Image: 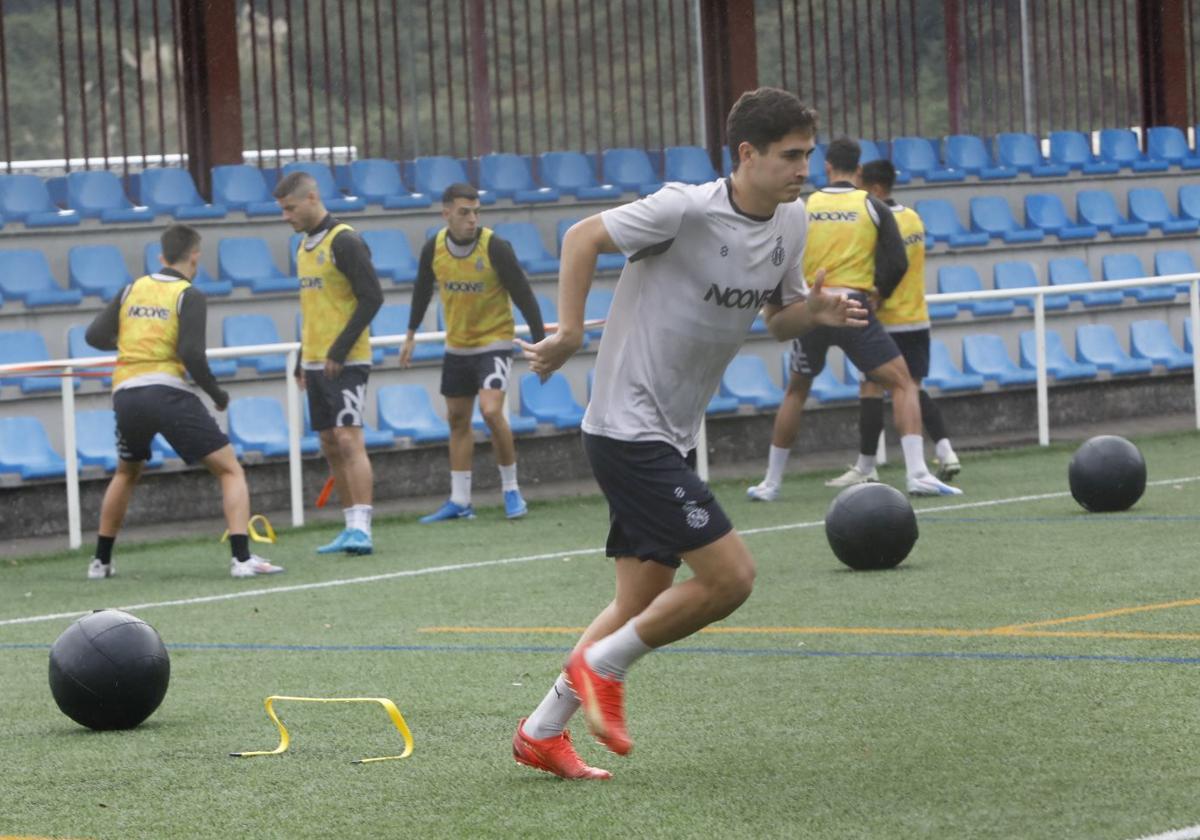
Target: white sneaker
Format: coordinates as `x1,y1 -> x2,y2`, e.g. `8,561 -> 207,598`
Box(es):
907,473 -> 964,497
231,555 -> 285,578
824,465 -> 879,487
935,454 -> 962,482
87,558 -> 114,580
746,482 -> 780,502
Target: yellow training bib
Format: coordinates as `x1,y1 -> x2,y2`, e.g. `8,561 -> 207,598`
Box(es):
432,227 -> 515,351
114,274 -> 188,390
877,205 -> 930,329
802,189 -> 877,292
297,223 -> 371,365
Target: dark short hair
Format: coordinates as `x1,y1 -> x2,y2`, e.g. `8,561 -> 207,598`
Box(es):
272,171 -> 317,200
160,224 -> 201,265
860,159 -> 897,193
825,137 -> 861,175
441,182 -> 479,204
726,87 -> 818,171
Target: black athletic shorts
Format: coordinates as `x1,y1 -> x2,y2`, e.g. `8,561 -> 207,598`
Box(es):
306,365 -> 370,431
889,329 -> 931,381
113,384 -> 229,465
583,432 -> 734,569
441,349 -> 513,398
790,292 -> 901,378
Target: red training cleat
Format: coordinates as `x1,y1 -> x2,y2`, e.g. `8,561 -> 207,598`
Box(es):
512,718 -> 612,780
565,646 -> 633,756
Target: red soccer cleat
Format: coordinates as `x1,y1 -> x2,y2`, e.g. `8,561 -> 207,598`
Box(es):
512,718 -> 612,780
565,646 -> 633,756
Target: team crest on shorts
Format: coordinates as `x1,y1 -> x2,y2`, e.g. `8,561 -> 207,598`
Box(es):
683,501 -> 710,529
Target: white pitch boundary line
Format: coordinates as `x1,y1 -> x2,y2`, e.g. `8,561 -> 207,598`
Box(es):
1126,824 -> 1200,840
2,475 -> 1199,629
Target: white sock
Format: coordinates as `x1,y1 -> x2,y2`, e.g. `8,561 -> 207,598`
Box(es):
935,438 -> 956,463
901,434 -> 931,479
854,453 -> 876,474
351,504 -> 373,537
498,462 -> 518,492
342,507 -> 354,530
584,619 -> 652,681
450,471 -> 472,507
523,673 -> 579,739
763,445 -> 791,488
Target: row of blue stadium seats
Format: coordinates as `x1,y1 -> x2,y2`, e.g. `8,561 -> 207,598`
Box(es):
3,315 -> 1193,482
919,185 -> 1200,248
0,219 -> 623,308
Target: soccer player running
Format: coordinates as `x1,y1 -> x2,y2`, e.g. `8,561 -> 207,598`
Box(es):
401,183 -> 545,522
275,171 -> 383,555
746,137 -> 961,500
511,87 -> 866,780
825,159 -> 961,488
83,224 -> 283,580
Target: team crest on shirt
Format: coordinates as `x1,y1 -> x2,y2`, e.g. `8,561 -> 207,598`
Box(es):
683,501 -> 709,529
475,257 -> 485,271
316,251 -> 327,265
770,236 -> 785,267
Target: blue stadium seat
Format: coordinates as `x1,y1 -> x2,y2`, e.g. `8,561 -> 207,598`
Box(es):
969,196 -> 1044,243
1180,185 -> 1200,223
413,304 -> 447,361
556,219 -> 625,272
491,222 -> 560,275
1129,319 -> 1192,371
75,409 -> 127,472
1101,253 -> 1176,303
664,145 -> 719,185
538,151 -> 621,200
994,133 -> 1069,177
229,397 -> 319,458
143,241 -> 233,297
993,261 -> 1067,312
1155,249 -> 1198,295
1098,129 -> 1170,173
937,266 -> 1013,317
0,174 -> 81,226
858,139 -> 905,181
222,314 -> 287,374
65,170 -> 155,223
706,392 -> 740,415
211,165 -> 282,216
1126,188 -> 1200,235
471,402 -> 538,436
348,159 -> 432,208
584,288 -> 614,341
218,237 -> 299,294
0,250 -> 83,307
303,399 -> 392,450
807,358 -> 859,403
371,304 -> 413,357
926,291 -> 958,322
601,148 -> 664,195
411,156 -> 496,204
1018,330 -> 1098,381
913,199 -> 988,248
361,229 -> 419,283
478,153 -> 560,204
719,354 -> 784,408
138,167 -> 227,219
519,372 -> 585,429
805,144 -> 827,189
1074,324 -> 1153,375
962,334 -> 1036,386
0,417 -> 66,479
944,134 -> 1017,180
67,324 -> 114,386
890,136 -> 965,182
1023,194 -> 1098,240
924,338 -> 985,392
1146,127 -> 1200,170
67,245 -> 132,301
0,329 -> 70,394
1048,257 -> 1122,307
280,161 -> 367,212
1076,190 -> 1150,237
1049,131 -> 1120,174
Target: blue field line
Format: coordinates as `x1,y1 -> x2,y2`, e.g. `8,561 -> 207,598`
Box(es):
5,640 -> 1200,667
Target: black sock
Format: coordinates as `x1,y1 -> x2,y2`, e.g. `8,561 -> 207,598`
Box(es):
229,534 -> 251,562
919,390 -> 949,442
859,398 -> 885,456
95,536 -> 115,564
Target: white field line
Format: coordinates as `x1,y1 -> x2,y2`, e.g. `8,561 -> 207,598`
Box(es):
2,476 -> 1198,629
1127,825 -> 1200,840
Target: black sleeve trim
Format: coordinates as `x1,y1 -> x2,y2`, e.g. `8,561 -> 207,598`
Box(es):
409,238 -> 437,332
490,236 -> 545,343
868,195 -> 908,300
84,293 -> 124,351
177,288 -> 224,402
327,229 -> 384,363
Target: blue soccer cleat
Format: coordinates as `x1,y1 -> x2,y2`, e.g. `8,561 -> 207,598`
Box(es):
504,489 -> 528,519
316,528 -> 353,554
419,499 -> 476,524
340,528 -> 373,555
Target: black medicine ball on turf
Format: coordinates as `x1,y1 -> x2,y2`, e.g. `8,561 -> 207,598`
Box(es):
48,609 -> 170,731
825,482 -> 919,570
1068,435 -> 1146,512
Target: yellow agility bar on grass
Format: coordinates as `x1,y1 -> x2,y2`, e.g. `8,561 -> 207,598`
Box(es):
230,695 -> 414,764
220,514 -> 277,545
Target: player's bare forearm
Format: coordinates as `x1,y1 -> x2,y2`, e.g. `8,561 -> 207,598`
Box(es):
764,289 -> 869,341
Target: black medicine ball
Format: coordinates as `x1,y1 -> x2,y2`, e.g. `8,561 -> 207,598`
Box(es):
1068,435 -> 1146,512
825,482 -> 919,570
48,609 -> 170,731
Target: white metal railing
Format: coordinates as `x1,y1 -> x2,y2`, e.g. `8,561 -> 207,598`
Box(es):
2,275 -> 1199,550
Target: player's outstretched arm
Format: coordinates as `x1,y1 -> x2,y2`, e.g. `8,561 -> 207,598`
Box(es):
517,215 -> 618,379
763,269 -> 869,340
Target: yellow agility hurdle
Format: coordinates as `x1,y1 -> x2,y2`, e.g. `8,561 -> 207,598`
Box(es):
230,695 -> 414,764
